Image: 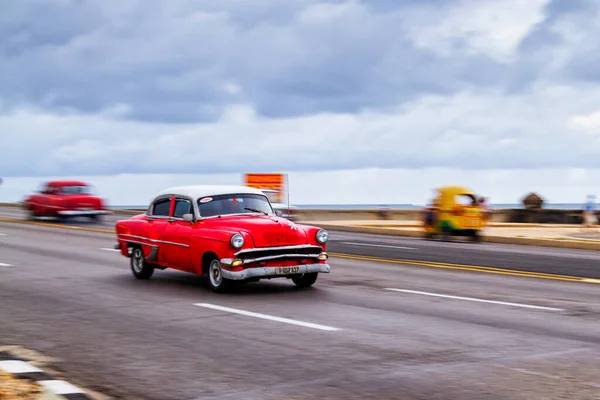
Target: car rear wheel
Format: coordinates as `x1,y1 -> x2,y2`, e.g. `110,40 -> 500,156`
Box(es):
130,246 -> 154,279
207,259 -> 231,293
26,207 -> 36,220
292,272 -> 318,288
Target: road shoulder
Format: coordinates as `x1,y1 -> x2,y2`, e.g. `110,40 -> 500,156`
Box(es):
0,347 -> 101,400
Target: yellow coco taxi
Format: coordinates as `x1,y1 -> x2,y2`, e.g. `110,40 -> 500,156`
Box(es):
422,186 -> 487,242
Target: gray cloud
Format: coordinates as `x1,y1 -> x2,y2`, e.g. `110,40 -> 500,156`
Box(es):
0,0 -> 549,121
2,0 -> 600,178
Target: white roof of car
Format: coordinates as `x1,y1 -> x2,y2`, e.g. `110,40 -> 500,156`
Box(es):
155,185 -> 265,200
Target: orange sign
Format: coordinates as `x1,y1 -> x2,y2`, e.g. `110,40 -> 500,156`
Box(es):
244,173 -> 286,203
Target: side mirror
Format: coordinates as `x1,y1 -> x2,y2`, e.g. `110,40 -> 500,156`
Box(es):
182,213 -> 195,222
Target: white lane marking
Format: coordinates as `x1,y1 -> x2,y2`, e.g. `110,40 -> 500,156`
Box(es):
0,262 -> 13,267
39,380 -> 85,395
0,360 -> 42,374
340,241 -> 417,250
99,248 -> 120,252
0,233 -> 6,236
384,288 -> 564,311
194,303 -> 341,331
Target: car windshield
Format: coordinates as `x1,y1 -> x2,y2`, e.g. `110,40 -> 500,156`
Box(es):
59,185 -> 94,195
455,194 -> 478,206
197,193 -> 274,218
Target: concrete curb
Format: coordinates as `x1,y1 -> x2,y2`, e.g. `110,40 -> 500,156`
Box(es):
0,202 -> 21,208
0,203 -> 144,216
312,223 -> 600,251
0,351 -> 95,400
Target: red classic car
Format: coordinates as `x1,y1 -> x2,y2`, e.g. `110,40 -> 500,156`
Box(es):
22,180 -> 108,221
114,185 -> 330,292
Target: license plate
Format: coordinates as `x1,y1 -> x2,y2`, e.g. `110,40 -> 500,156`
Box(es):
275,266 -> 300,275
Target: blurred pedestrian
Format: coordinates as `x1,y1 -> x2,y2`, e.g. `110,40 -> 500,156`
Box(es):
581,194 -> 597,231
479,196 -> 491,225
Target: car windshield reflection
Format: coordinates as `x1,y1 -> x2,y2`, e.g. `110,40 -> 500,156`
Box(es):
198,194 -> 274,218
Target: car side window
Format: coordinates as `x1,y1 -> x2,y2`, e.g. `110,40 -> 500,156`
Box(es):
152,198 -> 171,216
41,184 -> 55,194
173,199 -> 192,218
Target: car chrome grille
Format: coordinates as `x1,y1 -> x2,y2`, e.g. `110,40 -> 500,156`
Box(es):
234,244 -> 323,263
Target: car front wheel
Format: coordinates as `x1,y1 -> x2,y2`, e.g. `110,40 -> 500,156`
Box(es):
130,246 -> 154,279
89,214 -> 103,223
292,272 -> 318,288
207,259 -> 231,293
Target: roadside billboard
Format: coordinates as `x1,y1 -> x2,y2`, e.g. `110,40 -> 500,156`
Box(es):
244,173 -> 287,203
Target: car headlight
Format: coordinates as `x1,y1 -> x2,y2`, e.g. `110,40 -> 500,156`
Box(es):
316,229 -> 329,244
231,233 -> 244,249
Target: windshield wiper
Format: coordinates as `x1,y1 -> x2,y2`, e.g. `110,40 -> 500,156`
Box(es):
244,207 -> 268,215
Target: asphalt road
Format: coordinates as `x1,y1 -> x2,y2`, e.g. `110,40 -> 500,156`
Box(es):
2,205 -> 600,279
2,214 -> 600,399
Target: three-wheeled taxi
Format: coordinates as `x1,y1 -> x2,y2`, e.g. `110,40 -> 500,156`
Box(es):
422,186 -> 486,241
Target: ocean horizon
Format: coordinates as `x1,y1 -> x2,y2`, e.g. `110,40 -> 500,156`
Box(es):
108,203 -> 589,210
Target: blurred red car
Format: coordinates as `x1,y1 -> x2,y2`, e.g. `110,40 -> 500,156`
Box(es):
23,180 -> 108,221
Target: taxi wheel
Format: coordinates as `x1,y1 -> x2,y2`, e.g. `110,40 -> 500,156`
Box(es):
207,258 -> 231,293
441,227 -> 452,242
130,246 -> 154,279
292,272 -> 318,288
472,231 -> 482,243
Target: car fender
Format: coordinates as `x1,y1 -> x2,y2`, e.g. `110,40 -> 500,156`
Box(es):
22,195 -> 35,210
294,224 -> 327,250
115,216 -> 162,259
190,228 -> 256,274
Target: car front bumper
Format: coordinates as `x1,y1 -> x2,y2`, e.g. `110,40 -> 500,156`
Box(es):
218,262 -> 330,281
57,209 -> 109,216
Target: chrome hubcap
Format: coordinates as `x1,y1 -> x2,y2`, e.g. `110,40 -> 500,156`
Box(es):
132,249 -> 144,273
209,260 -> 222,287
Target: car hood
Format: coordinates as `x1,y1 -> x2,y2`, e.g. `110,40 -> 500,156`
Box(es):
209,214 -> 308,247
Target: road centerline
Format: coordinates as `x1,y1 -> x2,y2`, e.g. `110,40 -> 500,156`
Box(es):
194,303 -> 341,331
0,262 -> 14,267
339,241 -> 417,250
99,248 -> 120,252
384,288 -> 564,311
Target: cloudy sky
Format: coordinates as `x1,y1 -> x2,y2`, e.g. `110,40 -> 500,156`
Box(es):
2,0 -> 600,206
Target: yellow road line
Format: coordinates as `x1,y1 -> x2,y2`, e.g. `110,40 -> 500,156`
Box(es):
1,216 -> 598,284
329,252 -> 599,284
